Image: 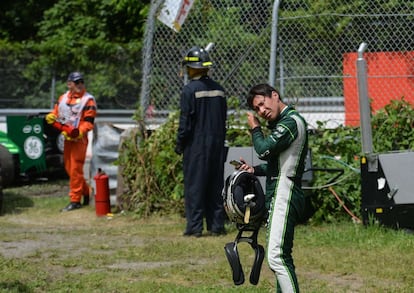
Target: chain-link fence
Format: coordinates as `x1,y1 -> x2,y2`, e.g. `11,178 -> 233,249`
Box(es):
141,0 -> 414,128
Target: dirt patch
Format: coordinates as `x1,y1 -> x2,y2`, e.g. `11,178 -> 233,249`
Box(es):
300,270 -> 364,292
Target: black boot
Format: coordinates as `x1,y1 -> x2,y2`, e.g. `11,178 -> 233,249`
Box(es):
61,202 -> 82,212
83,195 -> 90,206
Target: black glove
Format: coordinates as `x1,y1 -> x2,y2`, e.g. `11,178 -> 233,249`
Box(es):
174,144 -> 183,155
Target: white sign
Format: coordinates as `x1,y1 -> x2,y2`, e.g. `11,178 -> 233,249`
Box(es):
24,136 -> 43,160
157,0 -> 195,32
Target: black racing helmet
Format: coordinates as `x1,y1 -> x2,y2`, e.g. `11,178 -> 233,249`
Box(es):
182,46 -> 213,69
223,170 -> 266,228
67,72 -> 84,82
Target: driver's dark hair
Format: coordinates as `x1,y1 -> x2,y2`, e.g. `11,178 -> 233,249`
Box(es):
246,83 -> 282,109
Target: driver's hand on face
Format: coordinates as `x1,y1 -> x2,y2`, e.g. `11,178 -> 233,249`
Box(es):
247,112 -> 260,129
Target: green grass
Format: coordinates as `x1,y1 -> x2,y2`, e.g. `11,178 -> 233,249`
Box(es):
1,181 -> 414,292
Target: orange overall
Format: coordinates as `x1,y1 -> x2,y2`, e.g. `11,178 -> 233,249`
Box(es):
51,90 -> 97,203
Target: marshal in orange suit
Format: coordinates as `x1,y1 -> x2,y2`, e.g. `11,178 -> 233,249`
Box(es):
45,72 -> 97,212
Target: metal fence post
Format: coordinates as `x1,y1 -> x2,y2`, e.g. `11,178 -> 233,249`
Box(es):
268,0 -> 281,88
356,42 -> 373,154
139,0 -> 164,120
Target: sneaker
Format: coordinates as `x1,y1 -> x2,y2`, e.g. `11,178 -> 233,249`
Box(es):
61,202 -> 82,212
82,195 -> 90,206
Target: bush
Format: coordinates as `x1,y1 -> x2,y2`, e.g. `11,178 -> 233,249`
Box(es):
307,124 -> 362,223
371,97 -> 414,151
116,111 -> 184,217
118,98 -> 414,221
308,97 -> 414,223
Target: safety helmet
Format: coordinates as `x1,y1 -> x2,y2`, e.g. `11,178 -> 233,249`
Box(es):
223,171 -> 266,228
182,46 -> 213,69
67,72 -> 84,82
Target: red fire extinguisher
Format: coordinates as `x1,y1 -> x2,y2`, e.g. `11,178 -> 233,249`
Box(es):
94,168 -> 111,216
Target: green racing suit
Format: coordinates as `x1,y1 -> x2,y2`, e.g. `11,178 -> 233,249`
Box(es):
251,105 -> 308,292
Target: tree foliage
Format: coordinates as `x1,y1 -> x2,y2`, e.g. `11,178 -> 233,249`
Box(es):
1,0 -> 411,109
0,0 -> 150,108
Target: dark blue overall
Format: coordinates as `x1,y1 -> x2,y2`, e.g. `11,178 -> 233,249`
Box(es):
176,75 -> 227,235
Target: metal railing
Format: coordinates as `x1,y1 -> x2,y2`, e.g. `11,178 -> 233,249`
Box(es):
0,109 -> 136,125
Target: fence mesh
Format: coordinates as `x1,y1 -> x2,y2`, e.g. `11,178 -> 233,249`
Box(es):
142,0 -> 414,128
